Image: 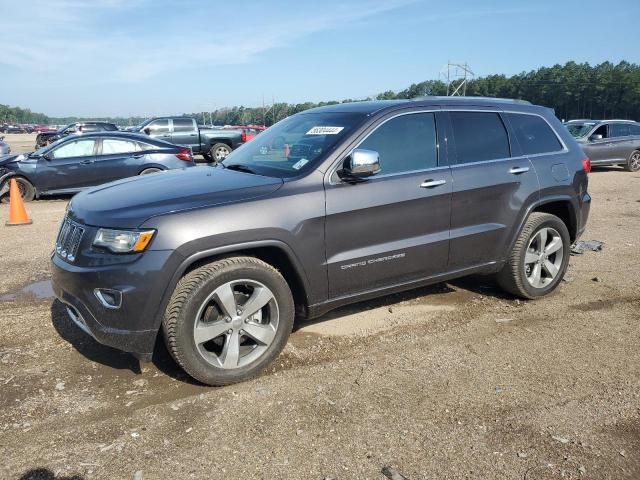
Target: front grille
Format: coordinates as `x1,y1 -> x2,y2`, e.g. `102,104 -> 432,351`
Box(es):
56,217 -> 85,262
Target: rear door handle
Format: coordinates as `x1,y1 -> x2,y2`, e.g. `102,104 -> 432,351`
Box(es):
509,166 -> 529,174
420,179 -> 447,188
80,159 -> 94,165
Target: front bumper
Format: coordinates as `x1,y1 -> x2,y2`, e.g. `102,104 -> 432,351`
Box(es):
50,249 -> 177,357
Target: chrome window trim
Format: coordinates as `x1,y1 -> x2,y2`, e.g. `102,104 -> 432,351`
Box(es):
328,109 -> 441,185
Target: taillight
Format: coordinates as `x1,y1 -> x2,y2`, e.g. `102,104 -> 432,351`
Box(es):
582,158 -> 591,174
176,148 -> 193,162
241,131 -> 247,143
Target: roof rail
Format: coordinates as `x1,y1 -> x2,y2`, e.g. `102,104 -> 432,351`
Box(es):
411,96 -> 532,105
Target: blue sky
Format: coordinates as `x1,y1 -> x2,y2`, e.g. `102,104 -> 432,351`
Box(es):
1,0 -> 638,117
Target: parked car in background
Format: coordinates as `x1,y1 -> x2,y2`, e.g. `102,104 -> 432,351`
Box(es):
0,132 -> 194,201
50,97 -> 590,386
33,125 -> 57,133
565,119 -> 640,171
134,117 -> 244,162
35,122 -> 119,149
1,124 -> 28,134
0,136 -> 10,155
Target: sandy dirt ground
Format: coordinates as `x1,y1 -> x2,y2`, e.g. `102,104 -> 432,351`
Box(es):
0,133 -> 639,479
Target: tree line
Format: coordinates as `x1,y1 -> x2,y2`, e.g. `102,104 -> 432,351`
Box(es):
2,61 -> 639,126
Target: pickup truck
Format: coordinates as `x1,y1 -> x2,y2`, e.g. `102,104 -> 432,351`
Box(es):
134,117 -> 244,162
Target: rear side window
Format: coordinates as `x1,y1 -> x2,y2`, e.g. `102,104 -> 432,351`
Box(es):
506,113 -> 563,155
630,124 -> 640,136
173,118 -> 194,132
449,112 -> 510,163
102,139 -> 136,154
610,123 -> 631,137
359,113 -> 438,175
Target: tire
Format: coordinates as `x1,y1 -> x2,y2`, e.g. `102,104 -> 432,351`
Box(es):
496,213 -> 570,299
0,177 -> 35,203
163,256 -> 294,386
139,168 -> 162,175
623,150 -> 640,172
209,143 -> 231,163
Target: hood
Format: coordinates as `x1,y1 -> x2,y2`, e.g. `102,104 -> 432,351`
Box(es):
68,166 -> 284,228
0,153 -> 26,166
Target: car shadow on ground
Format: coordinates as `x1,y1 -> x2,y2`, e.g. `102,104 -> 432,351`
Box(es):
17,468 -> 84,480
50,275 -> 513,383
293,274 -> 513,332
50,299 -> 204,385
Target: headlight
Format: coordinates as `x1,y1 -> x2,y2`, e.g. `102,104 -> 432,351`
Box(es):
93,228 -> 155,253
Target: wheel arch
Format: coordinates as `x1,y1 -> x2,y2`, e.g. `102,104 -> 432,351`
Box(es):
155,241 -> 311,334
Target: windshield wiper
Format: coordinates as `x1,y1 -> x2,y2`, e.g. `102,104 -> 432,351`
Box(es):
224,164 -> 258,175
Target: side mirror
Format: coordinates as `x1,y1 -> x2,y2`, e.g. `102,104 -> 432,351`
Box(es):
590,134 -> 603,141
42,152 -> 51,161
339,148 -> 381,181
143,127 -> 151,135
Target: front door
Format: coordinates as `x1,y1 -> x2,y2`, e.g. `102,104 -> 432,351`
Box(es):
445,110 -> 540,268
582,124 -> 614,164
324,111 -> 452,298
38,138 -> 97,192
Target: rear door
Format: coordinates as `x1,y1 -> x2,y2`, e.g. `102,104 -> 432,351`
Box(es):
93,137 -> 142,183
170,118 -> 199,150
324,110 -> 452,298
37,138 -> 98,192
445,109 -> 540,269
609,123 -> 633,163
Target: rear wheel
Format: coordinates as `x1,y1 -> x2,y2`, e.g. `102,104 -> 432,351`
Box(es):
0,177 -> 35,203
209,143 -> 231,163
163,257 -> 294,386
497,213 -> 570,299
624,150 -> 640,172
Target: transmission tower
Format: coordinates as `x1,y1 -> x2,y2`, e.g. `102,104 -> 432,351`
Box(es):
441,62 -> 475,96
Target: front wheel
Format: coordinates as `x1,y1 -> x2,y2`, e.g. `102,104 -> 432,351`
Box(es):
209,143 -> 231,163
0,177 -> 35,203
624,150 -> 640,172
496,213 -> 570,299
163,257 -> 294,386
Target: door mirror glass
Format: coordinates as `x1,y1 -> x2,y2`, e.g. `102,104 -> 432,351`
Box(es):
143,127 -> 151,135
590,134 -> 603,141
340,148 -> 380,179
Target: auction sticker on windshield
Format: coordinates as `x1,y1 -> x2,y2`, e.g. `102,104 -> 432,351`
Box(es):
292,158 -> 309,170
306,126 -> 344,135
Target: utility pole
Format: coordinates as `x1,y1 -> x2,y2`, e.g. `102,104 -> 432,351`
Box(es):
441,62 -> 474,96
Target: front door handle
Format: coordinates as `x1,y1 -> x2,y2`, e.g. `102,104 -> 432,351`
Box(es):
80,159 -> 94,165
420,179 -> 447,188
509,166 -> 529,174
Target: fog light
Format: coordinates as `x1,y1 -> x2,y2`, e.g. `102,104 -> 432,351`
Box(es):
94,288 -> 122,309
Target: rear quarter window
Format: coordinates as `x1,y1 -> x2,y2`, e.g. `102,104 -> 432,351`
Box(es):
506,113 -> 563,155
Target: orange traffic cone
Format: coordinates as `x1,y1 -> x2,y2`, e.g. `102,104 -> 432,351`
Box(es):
5,178 -> 32,226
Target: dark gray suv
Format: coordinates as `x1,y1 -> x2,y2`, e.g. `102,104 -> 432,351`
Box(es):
51,97 -> 591,385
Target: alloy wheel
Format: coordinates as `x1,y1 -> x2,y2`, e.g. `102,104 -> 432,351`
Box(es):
524,227 -> 564,288
192,279 -> 279,369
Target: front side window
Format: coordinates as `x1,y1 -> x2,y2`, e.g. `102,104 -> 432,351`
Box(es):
449,112 -> 510,163
102,139 -> 136,155
506,113 -> 563,155
50,139 -> 96,159
358,113 -> 438,175
591,124 -> 608,139
173,118 -> 194,132
610,123 -> 631,138
147,120 -> 170,133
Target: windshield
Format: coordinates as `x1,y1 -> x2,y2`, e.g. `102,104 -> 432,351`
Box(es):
221,112 -> 366,177
565,122 -> 596,138
58,123 -> 75,134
